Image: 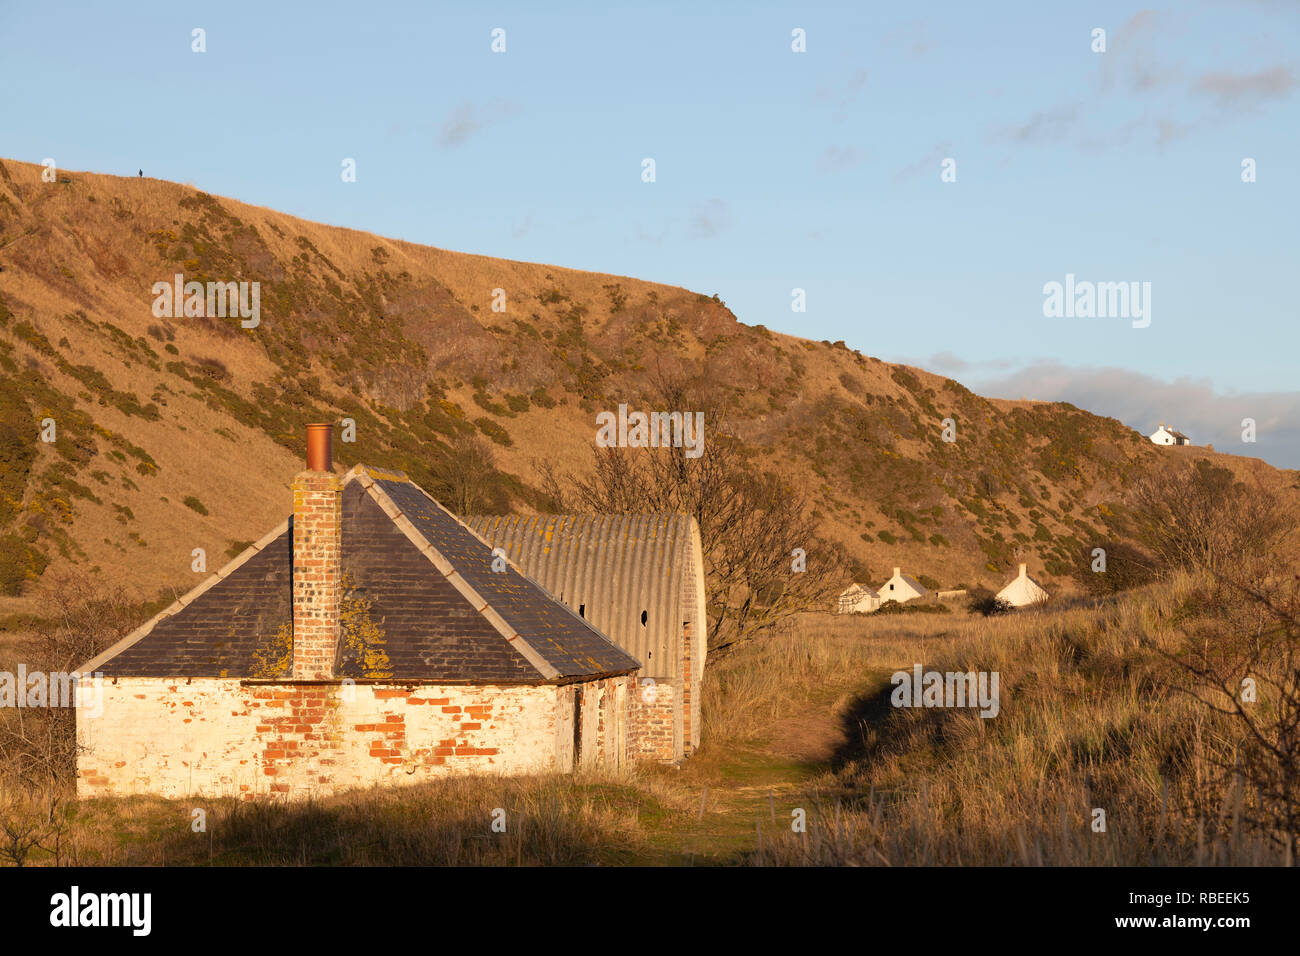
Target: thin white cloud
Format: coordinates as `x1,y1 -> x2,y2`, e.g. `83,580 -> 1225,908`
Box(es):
687,199 -> 730,239
817,145 -> 866,172
815,68 -> 869,122
438,100 -> 518,148
893,141 -> 952,182
1100,9 -> 1181,94
891,352 -> 1015,376
996,105 -> 1080,144
1192,66 -> 1297,105
878,17 -> 933,59
633,222 -> 670,244
998,9 -> 1292,154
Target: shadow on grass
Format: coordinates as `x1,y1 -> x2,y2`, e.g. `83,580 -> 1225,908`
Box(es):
828,679 -> 899,772
60,776 -> 661,867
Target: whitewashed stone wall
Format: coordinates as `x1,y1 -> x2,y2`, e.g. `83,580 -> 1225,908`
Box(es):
76,676 -> 632,800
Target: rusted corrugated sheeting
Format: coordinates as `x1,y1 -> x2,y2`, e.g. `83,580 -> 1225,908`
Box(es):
463,514 -> 705,681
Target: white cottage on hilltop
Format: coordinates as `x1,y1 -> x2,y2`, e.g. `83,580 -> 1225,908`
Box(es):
996,563 -> 1049,608
1150,423 -> 1191,446
879,567 -> 928,604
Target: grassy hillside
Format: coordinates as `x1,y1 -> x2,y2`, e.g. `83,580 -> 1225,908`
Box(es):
1,157 -> 1295,616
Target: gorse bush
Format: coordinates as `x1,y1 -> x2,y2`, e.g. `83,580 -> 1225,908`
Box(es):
1072,539 -> 1159,596
966,587 -> 1013,616
473,417 -> 512,447
873,599 -> 950,615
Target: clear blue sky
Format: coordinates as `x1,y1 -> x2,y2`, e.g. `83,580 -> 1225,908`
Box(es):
3,1 -> 1298,464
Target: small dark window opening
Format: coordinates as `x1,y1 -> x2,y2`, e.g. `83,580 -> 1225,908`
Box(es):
579,603 -> 586,618
640,610 -> 648,626
572,687 -> 583,771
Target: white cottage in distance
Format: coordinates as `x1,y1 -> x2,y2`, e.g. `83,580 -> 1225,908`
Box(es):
1150,422 -> 1191,446
836,583 -> 882,614
880,567 -> 928,604
997,563 -> 1049,608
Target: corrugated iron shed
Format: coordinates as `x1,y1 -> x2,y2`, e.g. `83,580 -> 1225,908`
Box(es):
463,513 -> 707,684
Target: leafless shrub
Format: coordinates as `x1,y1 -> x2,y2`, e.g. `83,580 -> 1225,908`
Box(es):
1129,462 -> 1300,857
1164,569 -> 1300,859
1131,460 -> 1296,575
431,433 -> 497,515
1072,539 -> 1160,596
0,790 -> 68,866
532,456 -> 570,511
0,573 -> 139,793
557,378 -> 844,650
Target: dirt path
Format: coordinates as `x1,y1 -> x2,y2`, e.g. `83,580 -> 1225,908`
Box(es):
630,684 -> 874,865
765,689 -> 861,764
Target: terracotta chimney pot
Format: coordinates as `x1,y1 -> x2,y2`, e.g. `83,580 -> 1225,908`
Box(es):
306,423 -> 333,472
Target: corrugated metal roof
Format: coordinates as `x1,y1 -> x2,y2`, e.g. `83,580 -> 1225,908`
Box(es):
463,514 -> 706,681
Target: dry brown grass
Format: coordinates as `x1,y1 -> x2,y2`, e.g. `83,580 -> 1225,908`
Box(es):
1,578 -> 1292,865
737,578 -> 1291,865
6,773 -> 673,866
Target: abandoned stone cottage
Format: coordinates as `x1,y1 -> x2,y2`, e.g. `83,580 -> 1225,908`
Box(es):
464,513 -> 707,762
75,427 -> 644,800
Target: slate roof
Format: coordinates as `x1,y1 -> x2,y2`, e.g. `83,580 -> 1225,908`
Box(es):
82,466 -> 641,683
81,522 -> 294,679
881,570 -> 927,595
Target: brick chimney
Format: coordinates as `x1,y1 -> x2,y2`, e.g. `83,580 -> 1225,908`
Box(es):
1018,562 -> 1027,579
292,424 -> 341,680
893,566 -> 900,578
